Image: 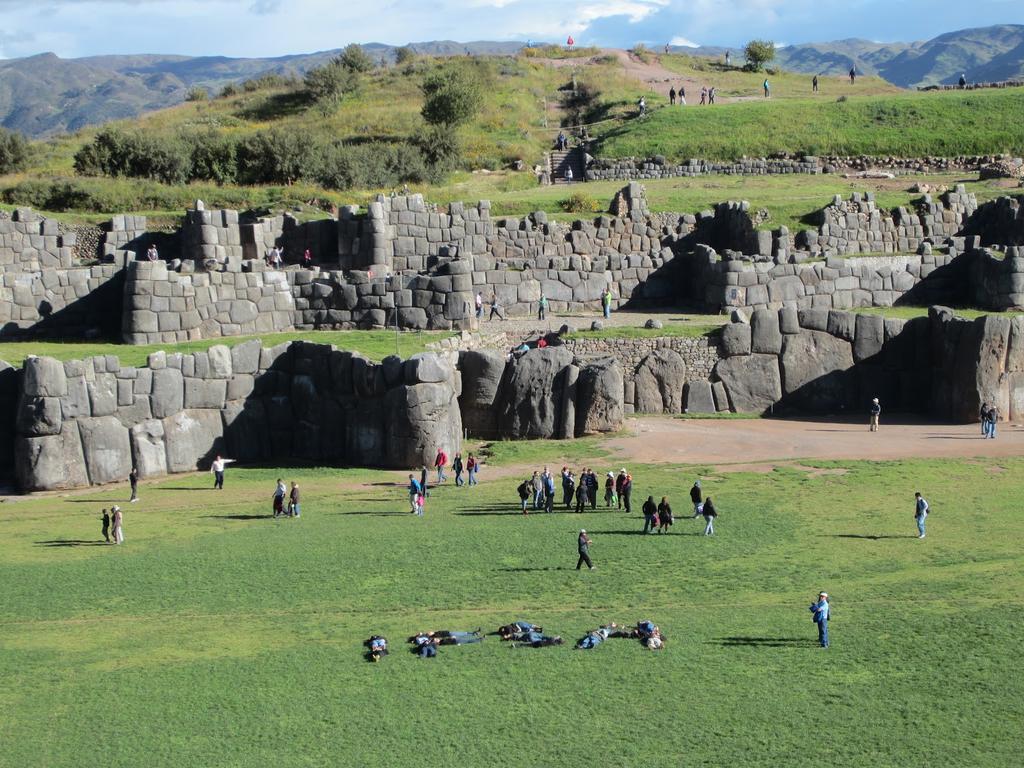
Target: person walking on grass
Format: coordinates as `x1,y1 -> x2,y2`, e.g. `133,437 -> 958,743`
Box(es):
518,478 -> 532,514
914,492 -> 929,539
669,86 -> 676,106
112,506 -> 124,545
101,508 -> 111,543
869,397 -> 881,432
408,474 -> 422,514
466,453 -> 479,486
434,448 -> 448,484
658,497 -> 673,534
289,482 -> 301,518
678,84 -> 686,105
414,491 -> 425,517
576,529 -> 595,570
849,66 -> 857,84
420,465 -> 429,498
211,455 -> 235,490
273,478 -> 287,517
809,592 -> 830,648
642,495 -> 657,534
702,497 -> 717,536
690,480 -> 703,518
812,74 -> 819,93
763,78 -> 771,98
452,453 -> 464,486
128,467 -> 138,503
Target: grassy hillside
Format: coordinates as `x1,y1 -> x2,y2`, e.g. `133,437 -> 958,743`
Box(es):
592,88 -> 1024,161
2,452 -> 1022,766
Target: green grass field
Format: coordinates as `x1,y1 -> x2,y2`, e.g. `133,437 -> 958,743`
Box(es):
2,441 -> 1022,766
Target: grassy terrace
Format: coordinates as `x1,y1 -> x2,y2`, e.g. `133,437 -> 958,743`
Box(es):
2,449 -> 1022,766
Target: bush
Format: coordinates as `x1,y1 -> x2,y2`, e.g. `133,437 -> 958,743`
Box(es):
304,60 -> 358,105
631,44 -> 651,64
394,46 -> 416,65
0,128 -> 31,174
317,140 -> 429,189
338,43 -> 375,74
185,86 -> 209,102
560,192 -> 600,213
73,127 -> 192,185
183,131 -> 237,184
743,40 -> 776,72
219,83 -> 239,98
421,64 -> 484,127
236,128 -> 321,185
414,125 -> 463,179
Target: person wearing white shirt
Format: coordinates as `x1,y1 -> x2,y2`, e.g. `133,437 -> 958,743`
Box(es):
211,455 -> 235,490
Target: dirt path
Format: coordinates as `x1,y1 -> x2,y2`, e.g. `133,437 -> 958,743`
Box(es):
605,416 -> 1024,469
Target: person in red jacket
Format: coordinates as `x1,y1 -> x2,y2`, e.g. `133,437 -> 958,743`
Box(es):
434,448 -> 448,484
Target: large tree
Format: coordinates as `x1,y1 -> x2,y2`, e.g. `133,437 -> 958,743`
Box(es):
744,40 -> 776,72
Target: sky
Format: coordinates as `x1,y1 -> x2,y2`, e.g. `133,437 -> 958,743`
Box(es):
0,0 -> 1021,59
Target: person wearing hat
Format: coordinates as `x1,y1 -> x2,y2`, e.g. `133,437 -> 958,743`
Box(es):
690,480 -> 703,518
869,397 -> 881,432
576,529 -> 594,570
809,592 -> 830,647
111,506 -> 124,545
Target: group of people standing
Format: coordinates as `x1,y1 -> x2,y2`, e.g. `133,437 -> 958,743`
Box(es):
272,479 -> 302,518
100,506 -> 124,544
518,466 -> 635,515
980,402 -> 999,439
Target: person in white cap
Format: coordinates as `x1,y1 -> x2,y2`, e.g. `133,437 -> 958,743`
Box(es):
809,592 -> 830,647
576,529 -> 594,570
111,506 -> 124,545
869,398 -> 881,432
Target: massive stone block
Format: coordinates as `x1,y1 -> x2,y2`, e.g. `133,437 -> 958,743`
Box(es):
22,356 -> 66,398
574,357 -> 624,435
720,323 -> 752,356
633,349 -> 686,414
162,409 -> 225,473
16,396 -> 62,436
457,349 -> 506,438
151,368 -> 184,419
684,380 -> 716,414
78,416 -> 132,485
130,419 -> 168,479
780,330 -> 855,411
751,308 -> 783,354
496,347 -> 573,439
15,422 -> 88,491
714,354 -> 782,413
384,381 -> 463,467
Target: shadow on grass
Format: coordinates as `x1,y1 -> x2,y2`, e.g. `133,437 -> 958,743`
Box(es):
63,498 -> 130,503
35,539 -> 109,547
154,487 -> 216,492
200,514 -> 275,520
823,534 -> 915,540
715,637 -> 811,647
338,510 -> 413,516
599,529 -> 702,536
498,567 -> 567,572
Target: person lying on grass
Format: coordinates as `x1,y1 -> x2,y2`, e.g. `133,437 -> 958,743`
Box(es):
498,621 -> 543,640
364,635 -> 388,662
408,629 -> 485,645
636,620 -> 665,649
576,623 -> 633,649
509,631 -> 564,648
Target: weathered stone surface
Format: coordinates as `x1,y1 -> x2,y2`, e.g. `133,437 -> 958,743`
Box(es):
207,345 -> 233,378
633,349 -> 687,413
162,409 -> 225,473
826,310 -> 856,342
15,422 -> 88,491
230,339 -> 262,375
130,419 -> 167,479
575,357 -> 624,435
714,354 -> 782,413
22,356 -> 66,397
183,378 -> 227,410
384,381 -> 463,467
87,374 -> 118,417
496,347 -> 573,438
457,349 -> 506,437
751,308 -> 783,354
151,368 -> 184,419
720,323 -> 752,356
404,353 -> 452,385
16,396 -> 62,436
797,308 -> 829,332
853,314 -> 885,362
712,380 -> 729,412
780,330 -> 855,410
779,307 -> 800,334
78,416 -> 131,485
684,379 -> 716,413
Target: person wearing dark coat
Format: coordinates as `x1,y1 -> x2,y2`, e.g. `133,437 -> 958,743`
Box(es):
576,529 -> 594,570
101,508 -> 111,543
642,496 -> 657,533
574,481 -> 588,514
702,497 -> 717,536
585,470 -> 599,509
620,473 -> 633,515
690,481 -> 703,518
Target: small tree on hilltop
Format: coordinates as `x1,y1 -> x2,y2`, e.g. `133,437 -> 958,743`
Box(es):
421,65 -> 484,128
743,40 -> 776,72
304,60 -> 358,106
339,43 -> 374,73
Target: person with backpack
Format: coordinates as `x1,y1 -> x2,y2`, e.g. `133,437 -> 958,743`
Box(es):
452,453 -> 464,487
642,495 -> 658,534
809,592 -> 830,648
914,492 -> 929,539
517,478 -> 532,514
408,473 -> 422,514
466,453 -> 479,486
576,529 -> 595,570
702,496 -> 717,536
690,480 -> 703,518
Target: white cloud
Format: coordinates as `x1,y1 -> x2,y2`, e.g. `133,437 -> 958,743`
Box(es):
670,36 -> 699,47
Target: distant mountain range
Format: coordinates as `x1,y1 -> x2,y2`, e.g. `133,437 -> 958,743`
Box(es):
0,27 -> 1021,138
686,25 -> 1024,88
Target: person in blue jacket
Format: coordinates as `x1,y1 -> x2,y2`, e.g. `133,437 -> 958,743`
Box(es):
809,592 -> 830,648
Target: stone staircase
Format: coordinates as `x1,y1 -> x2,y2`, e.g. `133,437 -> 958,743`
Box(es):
549,147 -> 586,184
